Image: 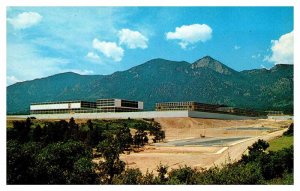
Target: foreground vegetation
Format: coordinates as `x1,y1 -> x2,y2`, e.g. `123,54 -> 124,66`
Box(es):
268,136 -> 293,152
267,123 -> 293,152
7,118 -> 293,184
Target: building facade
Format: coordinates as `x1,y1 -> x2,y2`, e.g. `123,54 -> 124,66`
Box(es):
156,101 -> 263,117
96,98 -> 143,112
155,101 -> 225,112
30,100 -> 96,114
30,98 -> 144,114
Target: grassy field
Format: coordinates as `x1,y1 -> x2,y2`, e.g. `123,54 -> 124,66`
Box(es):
267,135 -> 293,152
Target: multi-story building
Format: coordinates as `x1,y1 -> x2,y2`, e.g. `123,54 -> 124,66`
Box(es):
30,100 -> 96,114
155,101 -> 225,112
30,98 -> 144,114
96,98 -> 143,112
156,101 -> 263,117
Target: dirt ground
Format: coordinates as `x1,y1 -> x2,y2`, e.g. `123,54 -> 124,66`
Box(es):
120,118 -> 292,174
120,146 -> 222,174
155,117 -> 292,140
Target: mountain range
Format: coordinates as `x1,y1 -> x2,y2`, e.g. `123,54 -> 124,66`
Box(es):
7,56 -> 294,114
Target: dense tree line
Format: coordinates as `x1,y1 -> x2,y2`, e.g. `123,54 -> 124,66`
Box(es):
7,118 -> 165,184
7,140 -> 96,184
7,118 -> 293,184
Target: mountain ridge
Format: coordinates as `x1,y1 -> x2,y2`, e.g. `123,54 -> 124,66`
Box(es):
8,57 -> 290,87
7,56 -> 293,114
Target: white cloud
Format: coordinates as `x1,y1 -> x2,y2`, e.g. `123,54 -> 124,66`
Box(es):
234,45 -> 241,50
7,12 -> 42,29
118,29 -> 148,49
92,39 -> 124,62
7,43 -> 69,83
265,31 -> 293,64
86,52 -> 101,62
166,24 -> 212,49
7,76 -> 21,86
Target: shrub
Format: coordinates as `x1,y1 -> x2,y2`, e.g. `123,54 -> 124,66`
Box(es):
34,141 -> 93,184
283,123 -> 293,136
167,166 -> 197,184
112,168 -> 143,184
7,141 -> 41,184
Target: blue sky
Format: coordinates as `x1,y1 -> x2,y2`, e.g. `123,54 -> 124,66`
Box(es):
7,7 -> 294,85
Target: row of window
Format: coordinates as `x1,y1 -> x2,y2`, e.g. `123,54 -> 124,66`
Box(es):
156,102 -> 195,107
121,100 -> 138,108
30,107 -> 140,114
155,102 -> 263,117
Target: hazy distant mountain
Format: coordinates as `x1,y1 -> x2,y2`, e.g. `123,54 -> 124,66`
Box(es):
7,56 -> 293,114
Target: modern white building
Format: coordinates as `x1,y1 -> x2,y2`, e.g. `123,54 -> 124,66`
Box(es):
27,99 -> 266,120
30,98 -> 144,114
30,100 -> 96,114
96,98 -> 143,112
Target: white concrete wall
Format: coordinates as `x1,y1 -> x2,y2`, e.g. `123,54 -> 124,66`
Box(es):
138,101 -> 144,110
11,111 -> 188,120
268,115 -> 293,120
9,110 -> 266,120
115,99 -> 121,107
188,111 -> 266,120
30,102 -> 81,110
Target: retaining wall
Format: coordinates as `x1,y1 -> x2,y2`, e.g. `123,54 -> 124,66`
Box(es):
8,110 -> 265,120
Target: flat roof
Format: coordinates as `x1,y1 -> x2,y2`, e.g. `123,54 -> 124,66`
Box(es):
31,98 -> 144,105
97,98 -> 143,102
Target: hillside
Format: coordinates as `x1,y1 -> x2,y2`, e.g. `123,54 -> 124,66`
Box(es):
7,56 -> 293,114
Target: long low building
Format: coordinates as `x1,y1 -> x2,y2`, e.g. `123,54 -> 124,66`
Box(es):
30,100 -> 97,114
156,101 -> 225,112
156,101 -> 265,117
30,98 -> 143,114
26,99 -> 266,119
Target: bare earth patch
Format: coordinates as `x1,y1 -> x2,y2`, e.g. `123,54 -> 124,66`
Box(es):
121,118 -> 292,174
156,117 -> 291,140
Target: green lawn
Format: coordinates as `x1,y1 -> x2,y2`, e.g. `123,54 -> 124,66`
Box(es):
267,136 -> 293,152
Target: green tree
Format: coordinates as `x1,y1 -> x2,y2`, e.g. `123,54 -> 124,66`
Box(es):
7,140 -> 41,184
34,140 -> 93,184
112,168 -> 143,184
32,124 -> 42,142
44,120 -> 68,143
141,170 -> 155,184
115,126 -> 133,151
133,130 -> 148,148
96,135 -> 125,184
259,146 -> 293,180
69,117 -> 79,140
87,119 -> 93,131
12,118 -> 32,142
283,123 -> 293,136
68,157 -> 97,184
167,166 -> 196,184
155,163 -> 168,184
241,139 -> 269,163
85,125 -> 105,148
